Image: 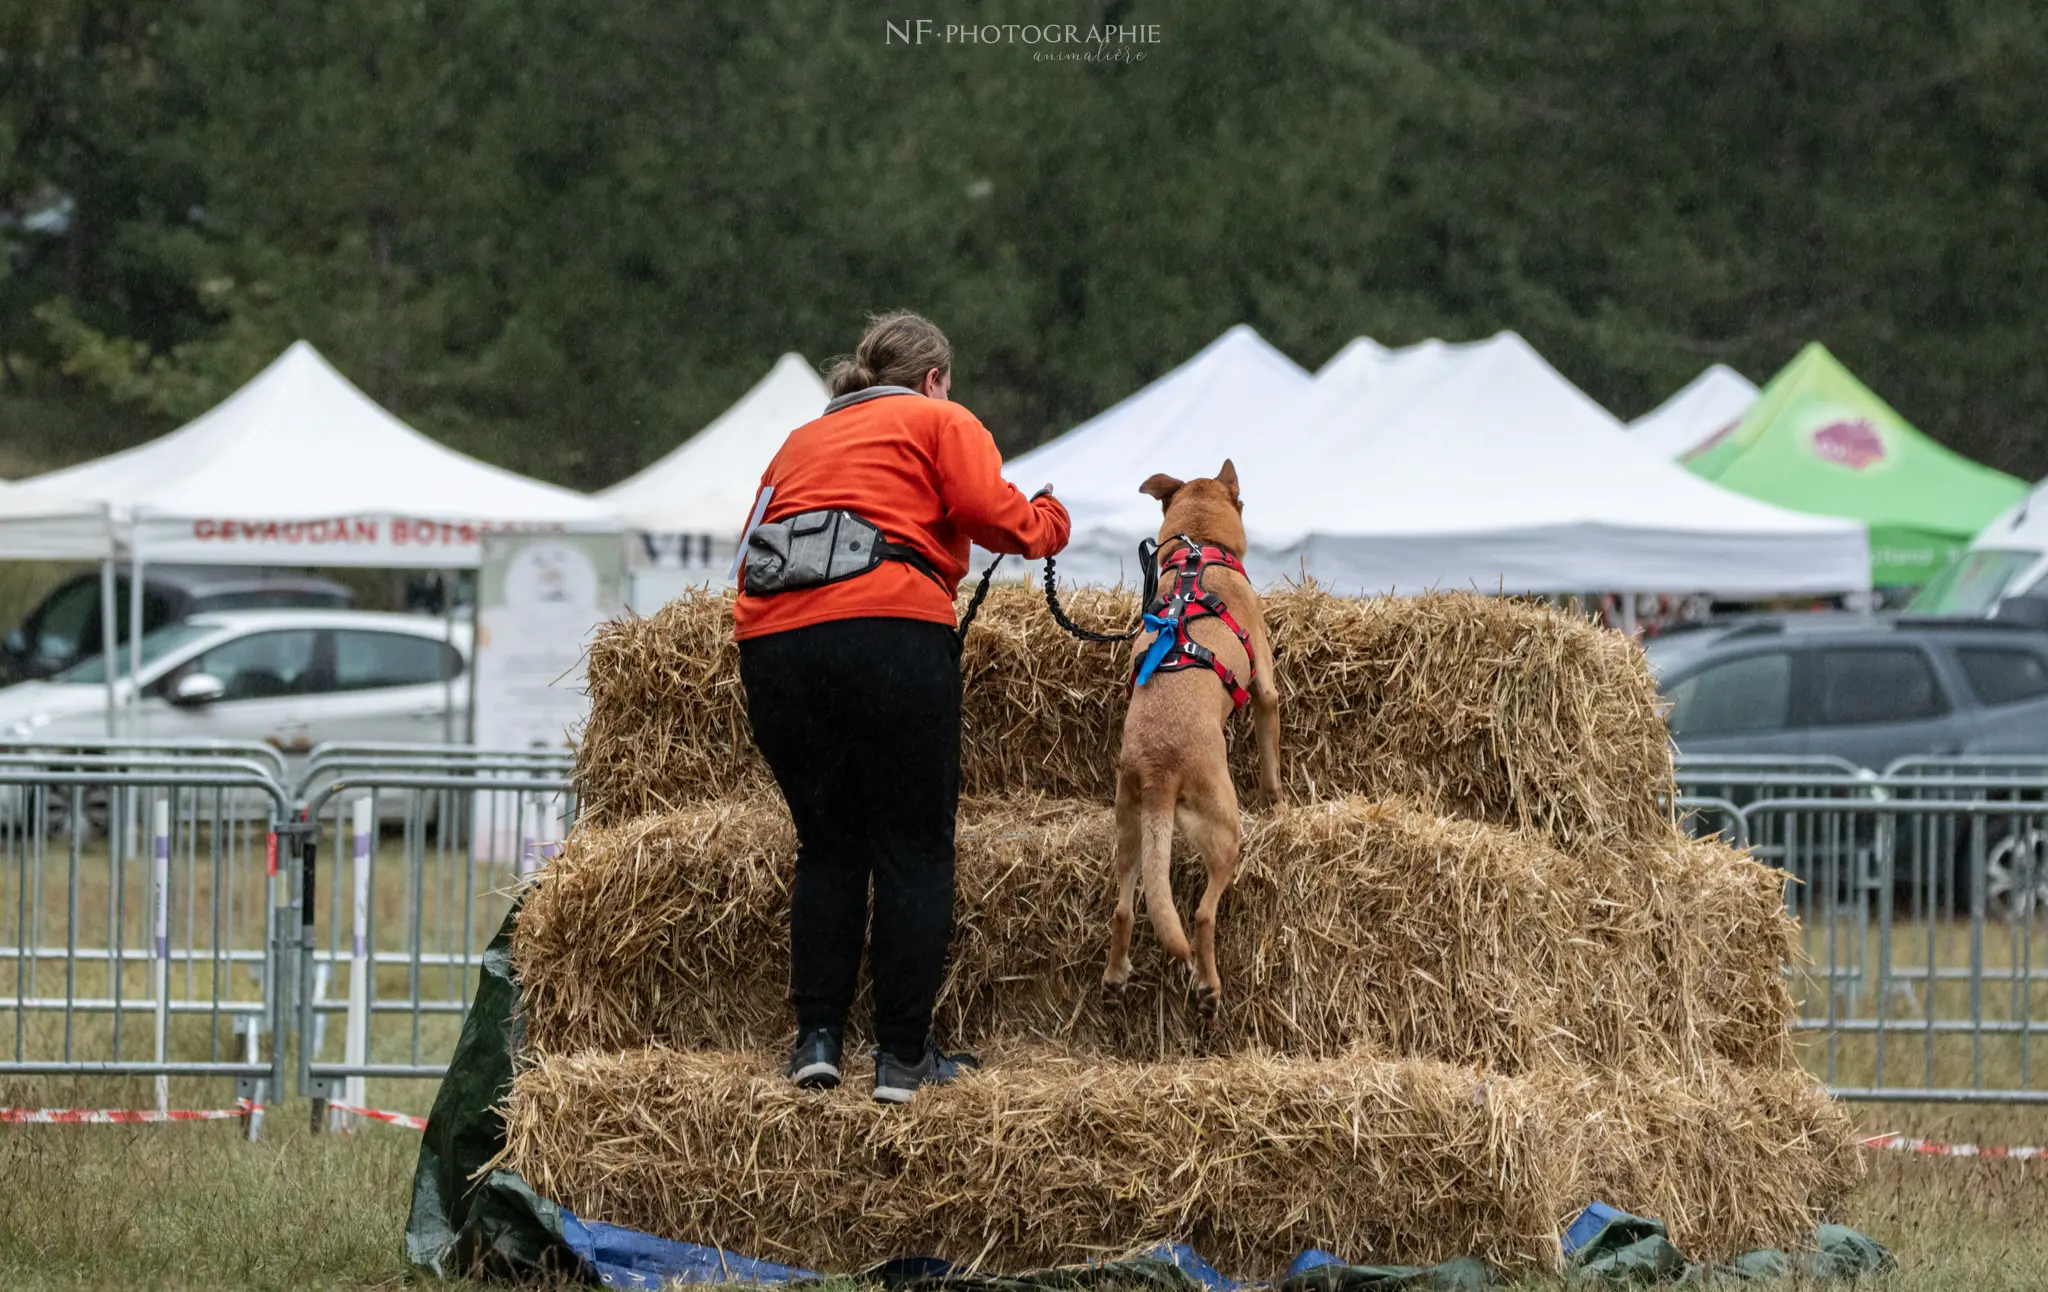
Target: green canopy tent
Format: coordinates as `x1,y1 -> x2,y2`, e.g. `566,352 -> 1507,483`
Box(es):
1681,342 -> 2026,587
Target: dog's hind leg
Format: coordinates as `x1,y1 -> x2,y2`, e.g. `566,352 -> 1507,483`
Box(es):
1180,770 -> 1241,1017
1102,770 -> 1145,997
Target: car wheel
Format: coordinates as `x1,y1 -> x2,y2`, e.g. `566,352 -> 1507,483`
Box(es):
1985,829 -> 2048,920
39,787 -> 111,841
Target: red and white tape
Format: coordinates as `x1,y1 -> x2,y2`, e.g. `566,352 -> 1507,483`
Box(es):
1,1098 -> 425,1130
328,1101 -> 427,1130
1,1098 -> 259,1125
1863,1132 -> 2047,1161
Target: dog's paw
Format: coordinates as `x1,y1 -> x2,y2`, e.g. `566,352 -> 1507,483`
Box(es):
1194,982 -> 1221,1018
1101,977 -> 1129,1003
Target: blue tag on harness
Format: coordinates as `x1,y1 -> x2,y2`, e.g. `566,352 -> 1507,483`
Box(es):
1133,612 -> 1177,687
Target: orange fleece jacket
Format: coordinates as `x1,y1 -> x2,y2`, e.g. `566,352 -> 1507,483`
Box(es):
732,391 -> 1071,641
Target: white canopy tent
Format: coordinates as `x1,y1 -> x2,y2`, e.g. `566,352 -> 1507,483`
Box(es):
1978,480 -> 2048,552
26,340 -> 620,568
0,477 -> 117,561
1056,331 -> 1870,596
598,352 -> 828,551
23,341 -> 624,739
1001,325 -> 1311,532
1917,477 -> 2048,614
1628,364 -> 1758,460
0,481 -> 131,738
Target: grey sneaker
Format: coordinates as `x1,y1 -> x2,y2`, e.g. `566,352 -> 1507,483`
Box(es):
872,1044 -> 979,1104
784,1027 -> 842,1090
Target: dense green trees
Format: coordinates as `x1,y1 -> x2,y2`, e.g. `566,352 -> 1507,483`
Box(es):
2,1 -> 2044,488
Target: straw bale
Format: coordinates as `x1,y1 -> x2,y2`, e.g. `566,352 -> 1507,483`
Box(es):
1542,1062 -> 1863,1262
1640,835 -> 1801,1075
574,585 -> 1674,849
498,1047 -> 1860,1279
512,796 -> 1791,1072
499,1046 -> 1572,1277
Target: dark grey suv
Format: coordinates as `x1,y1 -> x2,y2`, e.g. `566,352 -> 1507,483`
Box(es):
1644,615 -> 2048,768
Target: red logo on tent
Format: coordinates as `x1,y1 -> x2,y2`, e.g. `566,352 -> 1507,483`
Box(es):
1810,418 -> 1885,470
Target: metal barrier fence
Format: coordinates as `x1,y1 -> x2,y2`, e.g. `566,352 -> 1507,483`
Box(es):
291,761 -> 576,1126
10,746 -> 2048,1122
1676,755 -> 2048,1103
0,752 -> 293,1135
0,741 -> 577,1133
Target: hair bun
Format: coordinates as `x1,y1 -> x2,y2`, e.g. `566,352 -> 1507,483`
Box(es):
826,312 -> 953,398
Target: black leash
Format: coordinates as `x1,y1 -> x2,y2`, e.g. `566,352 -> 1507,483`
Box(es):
956,555 -> 1004,642
956,538 -> 1160,644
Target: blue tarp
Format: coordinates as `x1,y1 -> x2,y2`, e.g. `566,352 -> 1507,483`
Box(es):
556,1226 -> 1243,1292
549,1204 -> 1888,1292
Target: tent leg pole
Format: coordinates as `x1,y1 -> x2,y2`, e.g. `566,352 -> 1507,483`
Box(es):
464,568 -> 479,747
99,557 -> 118,739
128,544 -> 146,739
442,568 -> 457,745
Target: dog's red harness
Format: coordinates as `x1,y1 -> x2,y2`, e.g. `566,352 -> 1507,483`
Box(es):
1130,537 -> 1255,712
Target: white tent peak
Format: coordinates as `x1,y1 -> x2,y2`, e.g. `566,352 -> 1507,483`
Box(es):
1317,336 -> 1390,375
1629,363 -> 1758,459
1002,325 -> 1309,520
1059,329 -> 1867,596
30,339 -> 607,525
597,353 -> 828,533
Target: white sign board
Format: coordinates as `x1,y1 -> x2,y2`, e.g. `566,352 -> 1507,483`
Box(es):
471,532 -> 623,860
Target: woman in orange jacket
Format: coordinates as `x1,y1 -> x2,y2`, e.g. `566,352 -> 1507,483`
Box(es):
734,312 -> 1071,1103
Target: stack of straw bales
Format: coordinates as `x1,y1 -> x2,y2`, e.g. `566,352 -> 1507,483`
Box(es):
502,586 -> 1859,1278
574,585 -> 1672,848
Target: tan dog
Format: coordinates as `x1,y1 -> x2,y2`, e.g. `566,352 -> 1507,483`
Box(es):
1102,460 -> 1283,1014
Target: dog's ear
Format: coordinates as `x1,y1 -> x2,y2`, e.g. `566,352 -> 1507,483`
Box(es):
1216,459 -> 1242,511
1138,474 -> 1185,508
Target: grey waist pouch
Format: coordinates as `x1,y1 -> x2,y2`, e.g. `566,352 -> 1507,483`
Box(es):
742,509 -> 944,596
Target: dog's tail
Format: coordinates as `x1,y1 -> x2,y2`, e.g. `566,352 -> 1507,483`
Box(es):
1138,777 -> 1190,963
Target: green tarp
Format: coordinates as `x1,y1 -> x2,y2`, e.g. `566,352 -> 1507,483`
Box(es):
1682,341 -> 2026,586
404,909 -> 1892,1288
1565,1211 -> 1893,1285
404,903 -> 581,1281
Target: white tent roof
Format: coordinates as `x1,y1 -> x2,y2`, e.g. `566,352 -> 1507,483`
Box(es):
1973,477 -> 2048,551
0,477 -> 114,560
1059,331 -> 1869,595
1628,363 -> 1758,459
1001,325 -> 1310,530
597,353 -> 828,534
26,341 -> 618,566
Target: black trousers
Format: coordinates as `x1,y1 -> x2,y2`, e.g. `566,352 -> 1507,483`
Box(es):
738,616 -> 962,1061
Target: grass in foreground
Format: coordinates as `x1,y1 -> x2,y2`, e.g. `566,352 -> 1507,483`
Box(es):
0,1112 -> 425,1292
1,1095 -> 2046,1291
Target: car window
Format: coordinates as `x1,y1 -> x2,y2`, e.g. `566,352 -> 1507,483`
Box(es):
1957,647 -> 2048,707
1813,647 -> 1949,726
195,590 -> 353,612
26,580 -> 99,660
1666,652 -> 1793,738
333,630 -> 459,691
1908,549 -> 2038,615
54,622 -> 221,683
187,630 -> 323,700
